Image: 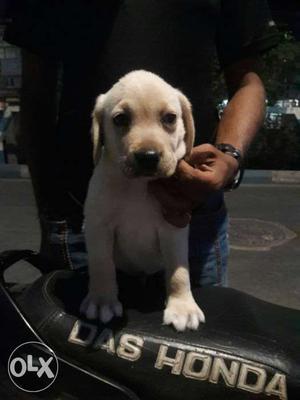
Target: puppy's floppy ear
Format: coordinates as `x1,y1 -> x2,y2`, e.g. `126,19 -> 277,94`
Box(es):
91,94 -> 105,165
177,91 -> 195,156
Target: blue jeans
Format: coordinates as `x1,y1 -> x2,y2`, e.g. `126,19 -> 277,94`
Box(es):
189,191 -> 229,287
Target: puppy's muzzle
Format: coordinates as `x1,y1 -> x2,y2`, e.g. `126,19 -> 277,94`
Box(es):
133,150 -> 160,176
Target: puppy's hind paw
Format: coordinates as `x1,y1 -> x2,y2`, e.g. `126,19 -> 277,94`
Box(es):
80,294 -> 123,323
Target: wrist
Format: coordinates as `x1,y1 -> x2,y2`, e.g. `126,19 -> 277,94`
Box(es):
224,152 -> 239,177
215,143 -> 244,191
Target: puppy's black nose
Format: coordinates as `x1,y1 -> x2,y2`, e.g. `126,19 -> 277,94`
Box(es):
134,150 -> 160,172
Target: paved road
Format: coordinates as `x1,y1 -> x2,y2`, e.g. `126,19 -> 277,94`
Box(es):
1,179 -> 300,309
225,184 -> 300,309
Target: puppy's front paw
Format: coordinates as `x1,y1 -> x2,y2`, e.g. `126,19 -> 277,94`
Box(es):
163,295 -> 205,332
80,294 -> 123,323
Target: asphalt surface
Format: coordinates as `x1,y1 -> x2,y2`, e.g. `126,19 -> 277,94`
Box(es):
0,178 -> 300,310
226,184 -> 300,310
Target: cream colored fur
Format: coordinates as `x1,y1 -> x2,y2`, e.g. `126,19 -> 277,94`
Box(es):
80,70 -> 205,331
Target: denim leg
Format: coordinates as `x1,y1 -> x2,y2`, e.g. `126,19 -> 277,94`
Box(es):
40,216 -> 88,271
189,194 -> 229,287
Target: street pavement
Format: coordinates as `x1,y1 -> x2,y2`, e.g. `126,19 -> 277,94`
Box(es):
0,178 -> 299,310
226,184 -> 300,310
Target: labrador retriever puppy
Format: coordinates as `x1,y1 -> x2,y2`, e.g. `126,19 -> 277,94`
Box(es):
80,70 -> 205,331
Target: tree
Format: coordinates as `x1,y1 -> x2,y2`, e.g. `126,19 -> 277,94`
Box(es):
260,30 -> 300,105
212,29 -> 300,105
212,29 -> 300,170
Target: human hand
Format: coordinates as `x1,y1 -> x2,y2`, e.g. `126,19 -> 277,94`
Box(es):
148,144 -> 239,227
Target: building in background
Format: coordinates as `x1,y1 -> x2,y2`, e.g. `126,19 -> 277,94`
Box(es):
0,21 -> 21,164
218,98 -> 300,131
0,23 -> 21,101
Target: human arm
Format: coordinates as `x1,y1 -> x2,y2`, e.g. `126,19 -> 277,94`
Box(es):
215,57 -> 266,156
148,57 -> 266,227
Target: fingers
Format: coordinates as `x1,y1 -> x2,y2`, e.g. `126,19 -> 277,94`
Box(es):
147,143 -> 223,225
186,143 -> 217,166
174,160 -> 197,181
176,159 -> 210,178
175,159 -> 214,187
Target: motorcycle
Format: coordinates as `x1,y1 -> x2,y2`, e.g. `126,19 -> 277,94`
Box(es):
0,249 -> 299,399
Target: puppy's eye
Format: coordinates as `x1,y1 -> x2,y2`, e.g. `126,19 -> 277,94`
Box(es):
162,113 -> 177,125
113,113 -> 130,127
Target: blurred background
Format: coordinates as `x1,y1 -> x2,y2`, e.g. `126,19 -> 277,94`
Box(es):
214,0 -> 300,170
0,0 -> 300,170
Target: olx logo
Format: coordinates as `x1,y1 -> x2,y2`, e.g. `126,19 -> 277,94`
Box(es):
8,342 -> 58,392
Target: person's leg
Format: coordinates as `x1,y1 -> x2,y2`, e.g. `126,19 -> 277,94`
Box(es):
19,50 -> 96,270
9,0 -> 124,271
20,51 -> 70,270
53,59 -> 97,219
189,192 -> 229,287
19,50 -> 59,216
41,57 -> 101,271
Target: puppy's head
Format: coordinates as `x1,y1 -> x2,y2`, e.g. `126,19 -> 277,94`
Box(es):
92,70 -> 195,178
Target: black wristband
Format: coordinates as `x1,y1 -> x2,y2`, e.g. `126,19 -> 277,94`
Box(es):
215,143 -> 244,191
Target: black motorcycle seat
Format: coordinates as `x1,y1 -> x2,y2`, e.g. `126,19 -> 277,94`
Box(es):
16,269 -> 300,399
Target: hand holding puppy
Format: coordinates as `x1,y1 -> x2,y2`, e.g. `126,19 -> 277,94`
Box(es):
148,143 -> 239,227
